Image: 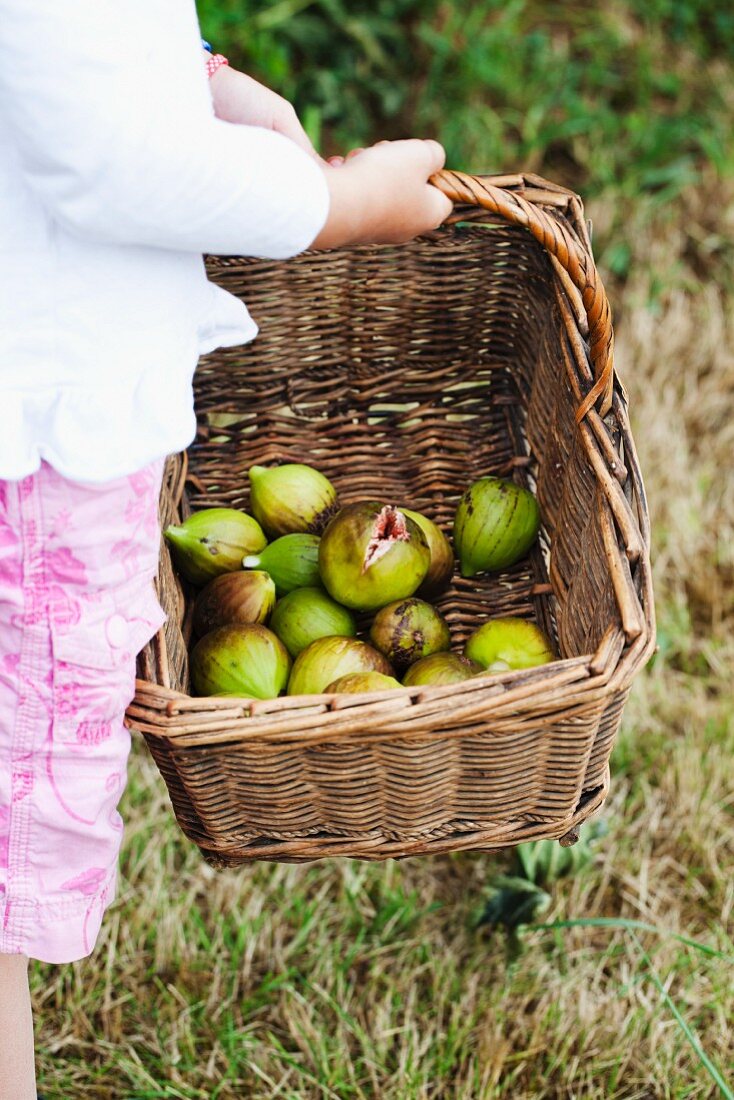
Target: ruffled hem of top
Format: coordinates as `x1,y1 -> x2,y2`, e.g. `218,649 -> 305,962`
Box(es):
198,280 -> 258,355
0,361 -> 207,486
0,386 -> 196,484
0,284 -> 259,485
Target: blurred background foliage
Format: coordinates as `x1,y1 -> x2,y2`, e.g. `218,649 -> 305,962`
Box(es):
198,0 -> 734,279
199,0 -> 733,204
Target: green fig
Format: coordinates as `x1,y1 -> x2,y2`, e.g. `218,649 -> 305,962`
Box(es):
402,652 -> 482,686
287,636 -> 393,696
164,508 -> 266,586
270,587 -> 357,658
369,598 -> 451,673
192,571 -> 276,637
402,509 -> 455,598
453,477 -> 540,578
325,672 -> 403,693
465,618 -> 554,672
243,533 -> 321,594
318,502 -> 430,612
248,464 -> 339,538
190,624 -> 291,698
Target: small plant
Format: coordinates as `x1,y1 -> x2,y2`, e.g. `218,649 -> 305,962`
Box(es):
476,821 -> 607,958
513,820 -> 608,886
476,820 -> 734,1099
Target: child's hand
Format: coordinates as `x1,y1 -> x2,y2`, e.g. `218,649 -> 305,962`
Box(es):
209,66 -> 321,162
312,140 -> 453,249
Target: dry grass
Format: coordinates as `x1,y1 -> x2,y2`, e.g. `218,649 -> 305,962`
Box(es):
30,181 -> 734,1098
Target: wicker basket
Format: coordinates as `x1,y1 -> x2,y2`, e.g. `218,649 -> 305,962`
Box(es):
129,170 -> 655,866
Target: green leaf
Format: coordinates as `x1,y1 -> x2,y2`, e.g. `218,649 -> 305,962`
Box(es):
476,876 -> 552,932
513,819 -> 608,885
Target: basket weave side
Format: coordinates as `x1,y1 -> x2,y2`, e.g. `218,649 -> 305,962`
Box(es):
131,172 -> 654,864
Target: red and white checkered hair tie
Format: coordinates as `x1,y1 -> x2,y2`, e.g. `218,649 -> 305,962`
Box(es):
205,53 -> 229,79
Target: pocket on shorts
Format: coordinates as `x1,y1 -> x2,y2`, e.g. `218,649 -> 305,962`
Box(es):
50,575 -> 166,672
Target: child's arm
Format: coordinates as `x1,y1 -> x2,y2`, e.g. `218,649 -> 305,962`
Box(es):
0,0 -> 327,258
0,1 -> 449,257
208,65 -> 321,163
206,63 -> 452,247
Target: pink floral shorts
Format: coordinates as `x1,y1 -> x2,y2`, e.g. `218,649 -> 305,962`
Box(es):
0,459 -> 166,963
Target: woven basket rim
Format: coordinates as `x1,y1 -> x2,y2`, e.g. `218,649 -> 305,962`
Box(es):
130,629 -> 650,750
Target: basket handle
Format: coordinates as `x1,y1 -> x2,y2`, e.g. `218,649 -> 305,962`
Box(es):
430,169 -> 614,422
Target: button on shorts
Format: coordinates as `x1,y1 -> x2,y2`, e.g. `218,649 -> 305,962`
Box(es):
0,459 -> 166,962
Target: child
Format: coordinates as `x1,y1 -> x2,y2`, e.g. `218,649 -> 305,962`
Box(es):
0,0 -> 452,1094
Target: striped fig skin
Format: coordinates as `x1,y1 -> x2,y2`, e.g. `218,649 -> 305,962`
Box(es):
190,624 -> 291,699
465,618 -> 554,671
287,636 -> 393,695
193,570 -> 276,636
454,477 -> 540,578
325,672 -> 403,694
243,533 -> 321,594
369,598 -> 451,673
248,464 -> 338,538
401,509 -> 454,598
402,652 -> 481,686
270,587 -> 356,658
164,508 -> 266,586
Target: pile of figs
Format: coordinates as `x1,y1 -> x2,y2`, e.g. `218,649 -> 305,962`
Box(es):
164,463 -> 554,700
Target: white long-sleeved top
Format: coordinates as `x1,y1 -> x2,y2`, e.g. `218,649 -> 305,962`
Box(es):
0,1 -> 329,482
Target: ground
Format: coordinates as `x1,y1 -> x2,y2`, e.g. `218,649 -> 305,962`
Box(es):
32,3 -> 734,1095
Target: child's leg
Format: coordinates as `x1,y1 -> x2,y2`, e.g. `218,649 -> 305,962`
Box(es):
0,953 -> 36,1100
0,457 -> 165,966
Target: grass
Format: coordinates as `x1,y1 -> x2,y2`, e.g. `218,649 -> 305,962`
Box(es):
30,2 -> 734,1096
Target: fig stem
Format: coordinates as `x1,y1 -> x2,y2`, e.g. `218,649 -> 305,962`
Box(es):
164,525 -> 186,543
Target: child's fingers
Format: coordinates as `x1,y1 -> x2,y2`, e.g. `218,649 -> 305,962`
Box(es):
369,137 -> 447,180
421,141 -> 452,224
327,150 -> 365,167
392,137 -> 446,178
426,183 -> 454,227
421,138 -> 447,176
